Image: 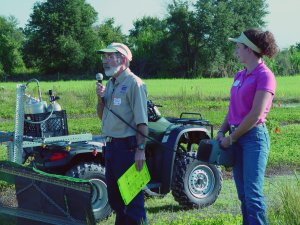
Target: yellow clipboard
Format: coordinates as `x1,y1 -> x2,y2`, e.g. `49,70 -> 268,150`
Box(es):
117,162 -> 151,205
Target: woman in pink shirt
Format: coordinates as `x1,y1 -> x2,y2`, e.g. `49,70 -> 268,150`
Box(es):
217,29 -> 278,225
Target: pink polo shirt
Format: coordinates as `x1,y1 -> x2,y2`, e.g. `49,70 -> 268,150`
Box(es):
228,62 -> 276,125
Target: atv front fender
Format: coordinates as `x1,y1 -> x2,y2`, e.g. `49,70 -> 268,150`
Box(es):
159,126 -> 209,194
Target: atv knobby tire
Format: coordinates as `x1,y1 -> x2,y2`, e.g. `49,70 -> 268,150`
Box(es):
66,162 -> 112,221
172,153 -> 222,208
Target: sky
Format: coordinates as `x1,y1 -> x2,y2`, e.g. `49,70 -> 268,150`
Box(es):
0,0 -> 299,49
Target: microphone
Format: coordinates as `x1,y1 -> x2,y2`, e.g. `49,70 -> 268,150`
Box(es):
96,73 -> 105,105
96,73 -> 103,84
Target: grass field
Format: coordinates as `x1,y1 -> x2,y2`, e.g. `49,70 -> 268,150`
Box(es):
1,76 -> 300,167
98,175 -> 299,225
0,75 -> 300,224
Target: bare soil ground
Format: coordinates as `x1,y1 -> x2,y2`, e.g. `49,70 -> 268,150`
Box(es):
222,165 -> 300,180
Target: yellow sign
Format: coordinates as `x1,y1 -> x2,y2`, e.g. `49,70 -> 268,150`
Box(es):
117,162 -> 151,205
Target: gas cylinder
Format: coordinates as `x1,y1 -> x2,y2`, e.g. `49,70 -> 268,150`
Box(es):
24,96 -> 47,114
47,101 -> 62,112
46,90 -> 62,112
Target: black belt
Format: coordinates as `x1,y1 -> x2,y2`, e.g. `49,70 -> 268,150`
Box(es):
229,123 -> 265,133
105,136 -> 133,143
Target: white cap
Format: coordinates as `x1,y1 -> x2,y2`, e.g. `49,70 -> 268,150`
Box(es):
97,42 -> 132,61
228,32 -> 262,53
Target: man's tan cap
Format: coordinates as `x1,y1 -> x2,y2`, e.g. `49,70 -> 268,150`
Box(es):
98,42 -> 132,61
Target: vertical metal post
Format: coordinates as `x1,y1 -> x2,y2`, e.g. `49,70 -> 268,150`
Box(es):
7,141 -> 14,162
9,84 -> 26,164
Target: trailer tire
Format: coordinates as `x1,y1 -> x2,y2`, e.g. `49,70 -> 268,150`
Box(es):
66,162 -> 112,221
172,153 -> 222,208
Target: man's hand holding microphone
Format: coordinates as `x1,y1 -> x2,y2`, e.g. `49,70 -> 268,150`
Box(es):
96,73 -> 105,119
96,73 -> 105,102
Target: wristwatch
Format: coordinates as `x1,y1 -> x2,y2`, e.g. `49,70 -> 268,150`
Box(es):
137,143 -> 145,151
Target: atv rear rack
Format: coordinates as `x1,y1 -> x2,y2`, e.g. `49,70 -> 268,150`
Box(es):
166,112 -> 214,138
22,133 -> 93,148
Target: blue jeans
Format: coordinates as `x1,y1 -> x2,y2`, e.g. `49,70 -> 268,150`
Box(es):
232,124 -> 270,225
105,136 -> 147,225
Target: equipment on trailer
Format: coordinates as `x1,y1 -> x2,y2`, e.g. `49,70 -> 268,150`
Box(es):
0,79 -> 96,225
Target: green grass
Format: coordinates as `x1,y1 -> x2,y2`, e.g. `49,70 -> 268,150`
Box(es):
1,76 -> 300,224
269,124 -> 300,166
97,175 -> 299,225
1,76 -> 299,120
1,76 -> 300,167
268,175 -> 300,225
0,145 -> 8,190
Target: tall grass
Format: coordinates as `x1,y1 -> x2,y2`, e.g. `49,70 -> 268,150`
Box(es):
268,174 -> 300,225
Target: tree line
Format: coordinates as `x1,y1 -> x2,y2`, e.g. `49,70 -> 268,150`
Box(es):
0,0 -> 299,81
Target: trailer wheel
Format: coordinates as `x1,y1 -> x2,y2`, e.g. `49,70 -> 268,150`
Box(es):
172,153 -> 222,208
66,162 -> 112,221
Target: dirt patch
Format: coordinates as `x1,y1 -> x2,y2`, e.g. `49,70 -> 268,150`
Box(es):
222,165 -> 299,180
265,165 -> 300,177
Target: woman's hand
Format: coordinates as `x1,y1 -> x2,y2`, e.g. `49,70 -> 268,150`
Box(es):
216,131 -> 225,142
217,131 -> 232,149
220,135 -> 231,149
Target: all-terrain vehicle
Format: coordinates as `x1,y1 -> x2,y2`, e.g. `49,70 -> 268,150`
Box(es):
15,79 -> 223,221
